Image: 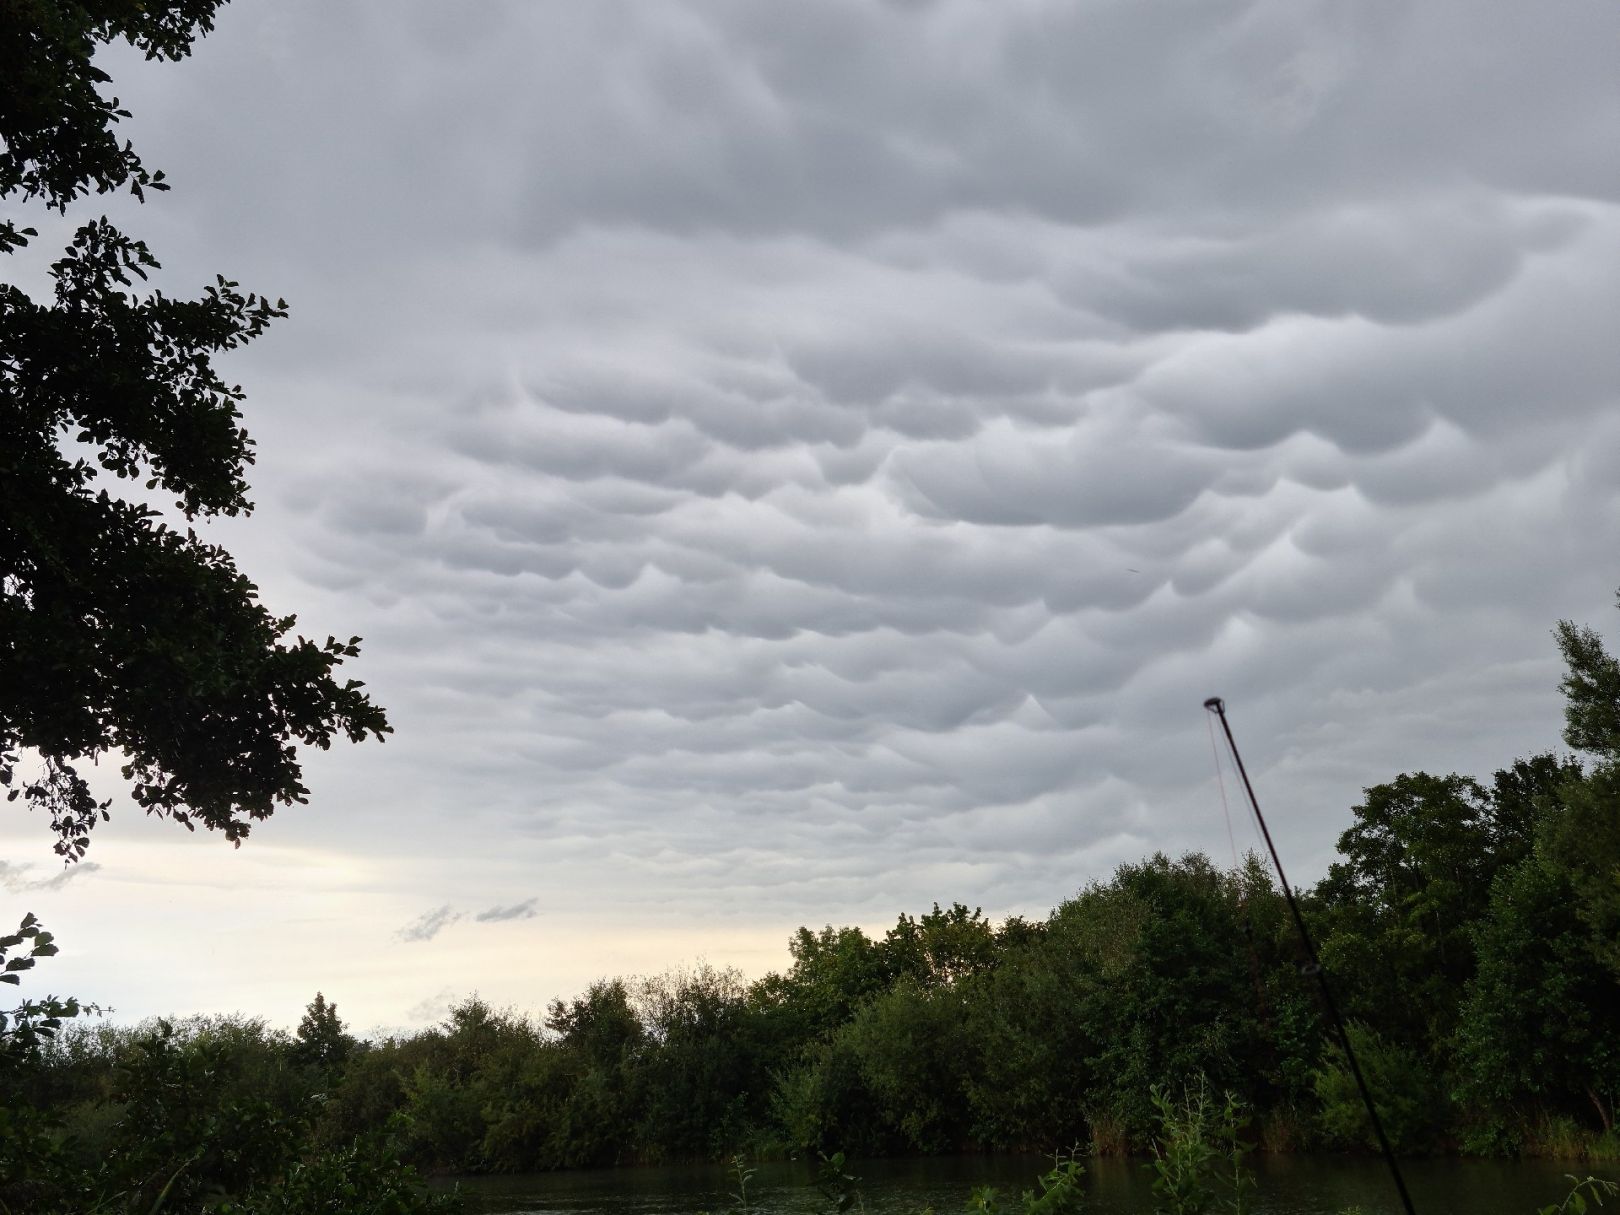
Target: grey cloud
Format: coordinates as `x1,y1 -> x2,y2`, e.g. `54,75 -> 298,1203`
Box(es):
892,419 -> 1214,529
396,905 -> 462,944
0,861 -> 102,893
1091,200 -> 1586,333
406,987 -> 459,1024
47,0 -> 1618,1023
474,898 -> 539,923
103,0 -> 1617,286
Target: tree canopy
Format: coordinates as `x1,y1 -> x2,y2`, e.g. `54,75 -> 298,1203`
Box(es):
1,0 -> 388,858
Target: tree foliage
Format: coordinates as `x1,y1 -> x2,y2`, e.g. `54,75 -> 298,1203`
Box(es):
292,991 -> 354,1073
1545,605 -> 1620,983
1,0 -> 389,860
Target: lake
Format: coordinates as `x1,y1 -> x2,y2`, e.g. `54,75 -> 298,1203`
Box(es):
446,1154 -> 1611,1214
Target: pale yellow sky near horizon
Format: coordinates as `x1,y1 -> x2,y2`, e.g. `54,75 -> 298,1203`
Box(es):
5,791 -> 1086,1034
2,826 -> 810,1033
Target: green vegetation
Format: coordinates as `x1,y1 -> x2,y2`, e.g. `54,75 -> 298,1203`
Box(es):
2,1 -> 388,863
0,990 -> 456,1212
4,7 -> 1620,1208
5,590 -> 1620,1208
1537,1175 -> 1620,1215
0,6 -> 400,1200
1145,1082 -> 1254,1215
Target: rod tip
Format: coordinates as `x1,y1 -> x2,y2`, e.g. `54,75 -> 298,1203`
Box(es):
1203,697 -> 1224,711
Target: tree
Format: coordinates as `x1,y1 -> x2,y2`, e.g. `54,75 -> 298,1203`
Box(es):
884,902 -> 999,988
1,1 -> 389,859
1544,601 -> 1620,979
770,924 -> 894,1037
1314,769 -> 1537,1043
1453,855 -> 1620,1144
634,965 -> 758,1158
1556,607 -> 1620,759
840,977 -> 975,1153
543,981 -> 645,1166
1312,1022 -> 1446,1153
293,991 -> 355,1072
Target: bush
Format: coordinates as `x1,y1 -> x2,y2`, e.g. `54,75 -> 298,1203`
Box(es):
1312,1024 -> 1445,1153
1146,1079 -> 1255,1215
217,1133 -> 460,1215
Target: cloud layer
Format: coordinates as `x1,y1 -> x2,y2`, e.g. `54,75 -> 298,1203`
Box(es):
8,0 -> 1615,1026
476,898 -> 540,924
396,905 -> 462,945
0,861 -> 101,894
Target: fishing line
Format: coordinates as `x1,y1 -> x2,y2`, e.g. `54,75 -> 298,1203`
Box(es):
1206,709 -> 1242,873
1202,696 -> 1419,1215
1209,705 -> 1273,1036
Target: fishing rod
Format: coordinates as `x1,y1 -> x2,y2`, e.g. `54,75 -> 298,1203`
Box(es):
1203,696 -> 1418,1215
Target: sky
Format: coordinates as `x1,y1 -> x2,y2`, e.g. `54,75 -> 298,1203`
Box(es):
4,0 -> 1619,1033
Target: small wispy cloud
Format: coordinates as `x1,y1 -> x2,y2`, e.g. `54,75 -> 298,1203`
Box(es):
395,904 -> 462,943
407,986 -> 458,1024
474,896 -> 538,923
0,860 -> 101,893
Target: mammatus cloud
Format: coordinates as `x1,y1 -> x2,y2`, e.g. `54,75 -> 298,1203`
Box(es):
475,897 -> 538,923
29,0 -> 1618,1026
396,905 -> 462,944
0,860 -> 101,894
124,0 -> 1618,906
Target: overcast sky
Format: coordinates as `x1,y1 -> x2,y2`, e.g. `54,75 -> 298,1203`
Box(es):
5,0 -> 1619,1032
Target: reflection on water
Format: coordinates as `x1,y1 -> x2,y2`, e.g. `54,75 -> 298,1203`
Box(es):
447,1153 -> 1606,1215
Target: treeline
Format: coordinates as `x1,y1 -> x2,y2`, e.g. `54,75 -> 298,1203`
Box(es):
9,607 -> 1620,1193
19,773 -> 1620,1174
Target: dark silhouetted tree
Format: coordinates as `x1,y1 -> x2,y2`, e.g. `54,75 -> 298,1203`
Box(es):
294,991 -> 355,1072
1543,601 -> 1620,979
1,1 -> 389,859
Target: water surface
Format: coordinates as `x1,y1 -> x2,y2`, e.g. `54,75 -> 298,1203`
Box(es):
449,1154 -> 1609,1215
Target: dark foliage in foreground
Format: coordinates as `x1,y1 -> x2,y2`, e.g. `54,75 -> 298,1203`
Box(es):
0,997 -> 457,1213
2,1 -> 390,863
6,612 -> 1620,1201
